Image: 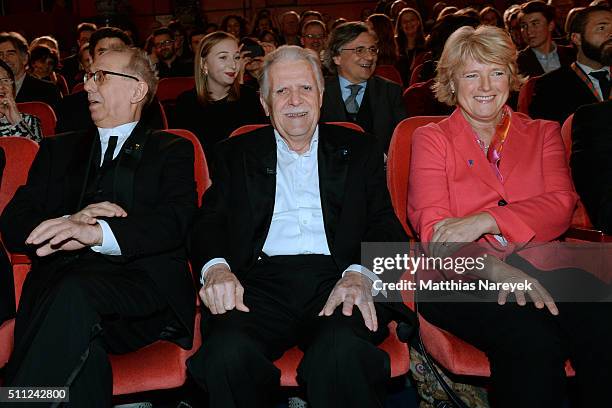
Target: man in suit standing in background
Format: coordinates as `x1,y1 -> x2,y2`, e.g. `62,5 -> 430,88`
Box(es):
0,47 -> 196,407
320,22 -> 406,153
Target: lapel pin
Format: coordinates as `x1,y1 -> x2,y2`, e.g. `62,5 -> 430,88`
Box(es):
468,159 -> 474,167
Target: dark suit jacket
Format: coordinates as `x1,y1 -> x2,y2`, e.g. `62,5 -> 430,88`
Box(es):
0,122 -> 197,347
570,100 -> 612,234
320,75 -> 406,152
517,45 -> 575,78
16,74 -> 62,109
528,65 -> 599,124
190,123 -> 415,326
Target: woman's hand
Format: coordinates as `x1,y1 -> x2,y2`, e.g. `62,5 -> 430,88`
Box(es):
0,93 -> 22,125
491,258 -> 559,316
430,213 -> 499,258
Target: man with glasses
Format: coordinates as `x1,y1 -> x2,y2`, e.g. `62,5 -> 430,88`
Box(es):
152,27 -> 192,78
0,47 -> 197,407
0,32 -> 62,109
321,22 -> 406,153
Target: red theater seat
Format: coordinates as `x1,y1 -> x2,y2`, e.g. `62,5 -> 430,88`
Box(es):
375,65 -> 403,87
16,102 -> 57,137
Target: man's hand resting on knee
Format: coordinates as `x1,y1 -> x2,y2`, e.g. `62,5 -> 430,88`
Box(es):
26,217 -> 103,256
200,264 -> 250,314
319,272 -> 378,332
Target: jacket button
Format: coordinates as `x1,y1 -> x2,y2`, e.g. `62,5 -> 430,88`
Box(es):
498,199 -> 508,206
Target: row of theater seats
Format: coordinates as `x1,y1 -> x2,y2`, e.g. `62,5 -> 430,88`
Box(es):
1,116 -> 609,398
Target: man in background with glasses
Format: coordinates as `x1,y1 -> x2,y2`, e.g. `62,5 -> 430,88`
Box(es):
152,27 -> 192,78
1,47 -> 196,407
320,22 -> 406,154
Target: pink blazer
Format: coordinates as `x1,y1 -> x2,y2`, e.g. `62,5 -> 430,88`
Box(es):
407,107 -> 578,247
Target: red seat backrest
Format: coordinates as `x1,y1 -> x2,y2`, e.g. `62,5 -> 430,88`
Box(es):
165,129 -> 210,206
0,137 -> 39,214
16,102 -> 56,137
517,76 -> 538,114
387,116 -> 446,239
71,82 -> 85,94
156,77 -> 196,104
374,65 -> 403,87
409,63 -> 424,87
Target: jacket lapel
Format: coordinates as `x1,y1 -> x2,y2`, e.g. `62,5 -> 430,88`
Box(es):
448,109 -> 506,197
244,127 -> 277,256
114,121 -> 150,211
75,129 -> 100,211
318,124 -> 349,250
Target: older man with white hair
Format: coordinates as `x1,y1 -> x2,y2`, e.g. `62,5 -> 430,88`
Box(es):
187,45 -> 414,408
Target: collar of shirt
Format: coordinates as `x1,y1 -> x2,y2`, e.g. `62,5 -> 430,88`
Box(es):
96,121 -> 139,165
338,75 -> 367,105
273,126 -> 319,157
532,42 -> 558,59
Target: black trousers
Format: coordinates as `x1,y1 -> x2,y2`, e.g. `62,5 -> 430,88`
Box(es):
0,246 -> 15,326
419,255 -> 612,408
187,255 -> 393,408
5,254 -> 172,408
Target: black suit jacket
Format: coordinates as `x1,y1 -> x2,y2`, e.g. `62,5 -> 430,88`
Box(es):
0,122 -> 197,347
570,100 -> 612,234
517,45 -> 575,78
190,124 -> 415,326
320,75 -> 406,153
16,74 -> 62,109
528,65 -> 599,124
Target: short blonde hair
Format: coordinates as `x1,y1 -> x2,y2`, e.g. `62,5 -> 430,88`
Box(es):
433,25 -> 524,106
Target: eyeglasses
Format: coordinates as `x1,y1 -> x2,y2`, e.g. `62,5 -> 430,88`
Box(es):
302,34 -> 326,40
340,46 -> 379,57
83,70 -> 140,85
154,40 -> 174,49
0,78 -> 14,85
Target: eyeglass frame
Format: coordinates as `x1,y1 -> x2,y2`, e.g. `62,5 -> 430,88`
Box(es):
340,46 -> 379,57
83,70 -> 140,85
302,33 -> 327,40
0,78 -> 14,86
154,39 -> 175,49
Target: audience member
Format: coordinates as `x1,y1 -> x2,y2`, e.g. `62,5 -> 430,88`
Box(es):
549,0 -> 576,40
408,25 -> 612,408
366,14 -> 399,66
300,10 -> 324,29
168,20 -> 191,63
152,27 -> 192,78
389,0 -> 409,21
55,27 -> 164,133
250,13 -> 275,37
0,59 -> 42,141
480,6 -> 504,28
0,32 -> 61,109
571,99 -> 612,233
279,11 -> 301,45
61,22 -> 97,87
172,31 -> 266,164
504,4 -> 527,49
321,22 -> 405,153
0,47 -> 197,406
221,15 -> 249,40
259,29 -> 279,48
529,5 -> 612,123
30,35 -> 59,53
28,45 -> 59,83
300,20 -> 327,56
186,44 -> 414,408
517,1 -> 575,77
395,7 -> 427,87
240,37 -> 265,90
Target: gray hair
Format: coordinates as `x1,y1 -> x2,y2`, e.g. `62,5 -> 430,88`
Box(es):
259,45 -> 324,103
116,47 -> 159,106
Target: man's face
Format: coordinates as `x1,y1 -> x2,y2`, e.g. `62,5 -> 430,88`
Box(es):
333,32 -> 377,84
191,34 -> 205,53
579,10 -> 612,65
261,59 -> 322,144
93,37 -> 126,59
32,57 -> 54,79
84,51 -> 142,128
226,18 -> 242,37
154,34 -> 176,61
0,41 -> 27,78
78,30 -> 93,48
520,12 -> 554,50
282,14 -> 300,36
302,25 -> 327,53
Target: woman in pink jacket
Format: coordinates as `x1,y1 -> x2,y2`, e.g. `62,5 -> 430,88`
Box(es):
407,25 -> 612,408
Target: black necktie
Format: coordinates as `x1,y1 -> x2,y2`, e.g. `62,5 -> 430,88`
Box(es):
590,70 -> 611,100
101,136 -> 118,168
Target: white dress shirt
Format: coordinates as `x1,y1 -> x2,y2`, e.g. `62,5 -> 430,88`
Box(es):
89,121 -> 138,256
201,126 -> 384,295
576,61 -> 611,101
